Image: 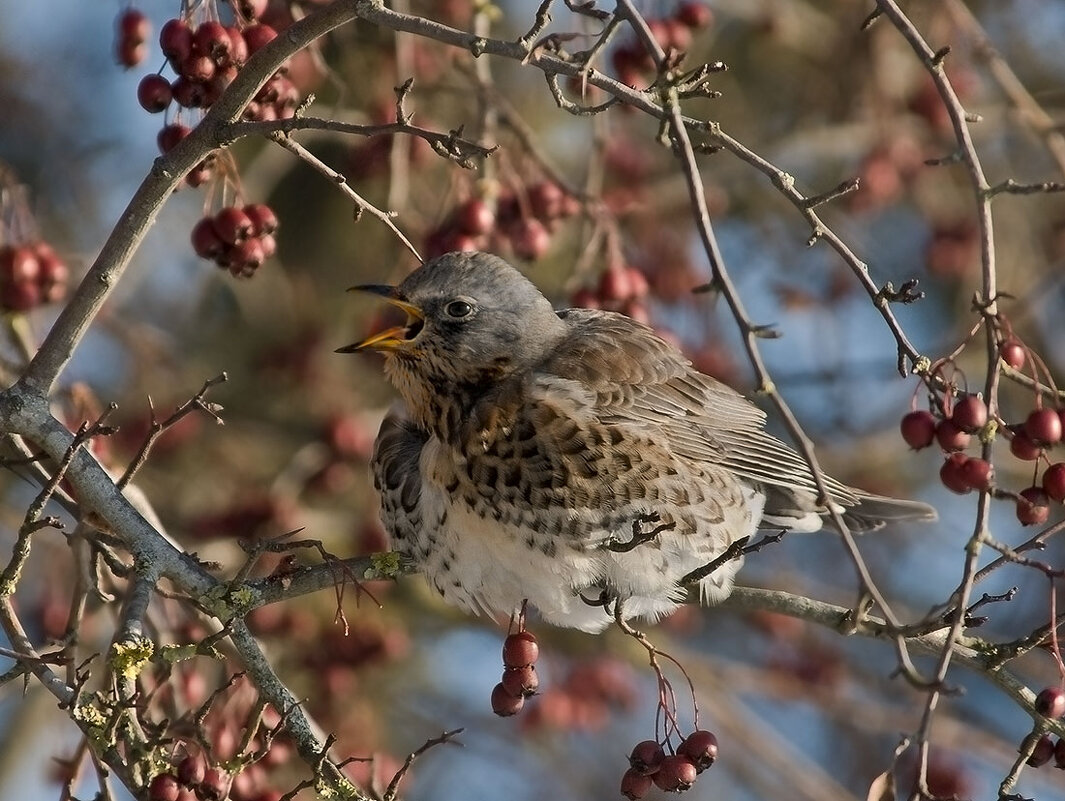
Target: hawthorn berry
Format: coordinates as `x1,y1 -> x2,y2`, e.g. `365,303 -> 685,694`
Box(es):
934,419 -> 970,453
191,218 -> 225,259
237,0 -> 268,21
160,19 -> 194,65
137,74 -> 173,113
244,204 -> 279,237
900,410 -> 936,449
652,755 -> 698,792
194,21 -> 231,64
1017,486 -> 1050,526
213,207 -> 255,245
620,768 -> 654,799
677,729 -> 718,771
227,26 -> 249,66
1055,736 -> 1065,769
999,339 -> 1025,370
509,218 -> 551,260
491,682 -> 524,716
951,395 -> 987,432
959,457 -> 992,492
244,23 -> 278,55
502,631 -> 539,668
1010,430 -> 1042,461
528,181 -> 565,220
501,665 -> 539,697
676,2 -> 713,29
1025,408 -> 1063,446
1028,734 -> 1055,768
199,768 -> 229,801
1043,463 -> 1065,503
1035,687 -> 1065,718
177,753 -> 206,787
939,454 -> 970,494
457,199 -> 495,236
148,774 -> 180,801
157,123 -> 191,154
628,740 -> 665,775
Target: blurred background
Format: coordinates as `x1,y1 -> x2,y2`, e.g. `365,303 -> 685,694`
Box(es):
2,1 -> 1065,799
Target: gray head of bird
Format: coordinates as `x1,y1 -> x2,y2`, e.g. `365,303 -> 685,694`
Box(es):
339,252 -> 566,421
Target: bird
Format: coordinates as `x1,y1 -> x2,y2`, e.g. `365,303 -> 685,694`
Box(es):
338,251 -> 936,633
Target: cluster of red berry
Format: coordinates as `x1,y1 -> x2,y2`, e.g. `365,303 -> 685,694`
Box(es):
571,262 -> 652,323
900,339 -> 1065,525
491,630 -> 540,716
1026,687 -> 1065,768
191,204 -> 278,277
0,241 -> 68,312
425,182 -> 580,262
148,754 -> 229,801
611,2 -> 713,86
621,730 -> 718,798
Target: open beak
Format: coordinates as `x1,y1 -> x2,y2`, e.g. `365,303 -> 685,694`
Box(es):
335,284 -> 425,353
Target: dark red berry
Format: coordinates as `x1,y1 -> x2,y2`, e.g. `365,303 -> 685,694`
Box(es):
900,410 -> 936,449
258,234 -> 277,259
1055,736 -> 1065,769
186,159 -> 213,188
160,19 -> 193,64
137,74 -> 173,113
502,631 -> 539,667
1000,339 -> 1026,370
148,774 -> 180,801
501,665 -> 538,697
1025,408 -> 1063,445
243,204 -> 279,236
1035,687 -> 1065,718
959,457 -> 992,492
191,217 -> 225,259
509,218 -> 551,260
243,24 -> 278,55
620,768 -> 654,800
1043,463 -> 1065,503
939,454 -> 971,495
36,246 -> 68,303
652,755 -> 697,792
213,207 -> 255,245
180,53 -> 216,82
677,2 -> 714,29
1017,486 -> 1050,526
491,682 -> 524,716
233,237 -> 266,271
934,419 -> 970,453
628,740 -> 665,776
194,21 -> 231,65
226,27 -> 249,66
199,768 -> 228,801
1,246 -> 40,284
457,199 -> 495,235
171,76 -> 208,109
118,9 -> 150,44
157,123 -> 191,154
951,395 -> 987,432
177,754 -> 206,787
237,0 -> 268,21
117,40 -> 148,68
1028,733 -> 1055,767
677,730 -> 718,772
528,181 -> 565,220
1010,430 -> 1043,461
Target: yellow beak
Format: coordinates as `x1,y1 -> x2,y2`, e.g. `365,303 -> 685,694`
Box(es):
336,285 -> 425,353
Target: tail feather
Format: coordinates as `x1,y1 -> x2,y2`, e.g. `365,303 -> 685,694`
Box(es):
760,485 -> 937,534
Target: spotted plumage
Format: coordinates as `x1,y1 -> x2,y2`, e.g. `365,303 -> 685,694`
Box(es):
342,252 -> 935,633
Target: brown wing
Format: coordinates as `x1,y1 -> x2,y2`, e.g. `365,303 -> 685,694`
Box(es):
541,308 -> 935,531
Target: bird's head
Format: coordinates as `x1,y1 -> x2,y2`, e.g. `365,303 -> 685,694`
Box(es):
339,252 -> 565,427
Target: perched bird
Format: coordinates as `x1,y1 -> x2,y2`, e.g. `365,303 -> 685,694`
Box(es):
339,252 -> 936,633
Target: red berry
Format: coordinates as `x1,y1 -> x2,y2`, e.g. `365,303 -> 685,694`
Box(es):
148,774 -> 180,801
244,203 -> 279,236
36,246 -> 68,303
934,419 -> 970,453
1025,408 -> 1063,445
1028,733 -> 1055,767
1,279 -> 41,311
1055,736 -> 1065,769
1043,463 -> 1065,503
457,199 -> 495,236
628,740 -> 665,775
1,246 -> 40,284
117,40 -> 148,68
191,217 -> 225,259
501,665 -> 539,697
160,19 -> 193,64
180,53 -> 216,82
959,457 -> 993,492
199,768 -> 229,801
999,339 -> 1026,370
177,754 -> 206,787
243,24 -> 278,55
226,27 -> 249,67
599,266 -> 634,302
939,454 -> 971,494
652,755 -> 697,792
1017,486 -> 1050,526
233,237 -> 267,271
900,410 -> 936,449
258,234 -> 277,259
157,123 -> 191,154
676,2 -> 714,29
213,207 -> 255,245
620,768 -> 654,799
1036,687 -> 1065,718
1010,430 -> 1043,461
194,21 -> 232,65
171,76 -> 208,109
677,730 -> 718,772
528,181 -> 565,220
237,0 -> 269,21
951,395 -> 987,432
502,631 -> 539,667
509,218 -> 551,260
137,74 -> 173,113
663,18 -> 694,52
118,9 -> 151,45
490,682 -> 524,716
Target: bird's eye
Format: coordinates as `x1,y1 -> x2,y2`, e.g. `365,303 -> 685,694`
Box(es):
445,299 -> 473,319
